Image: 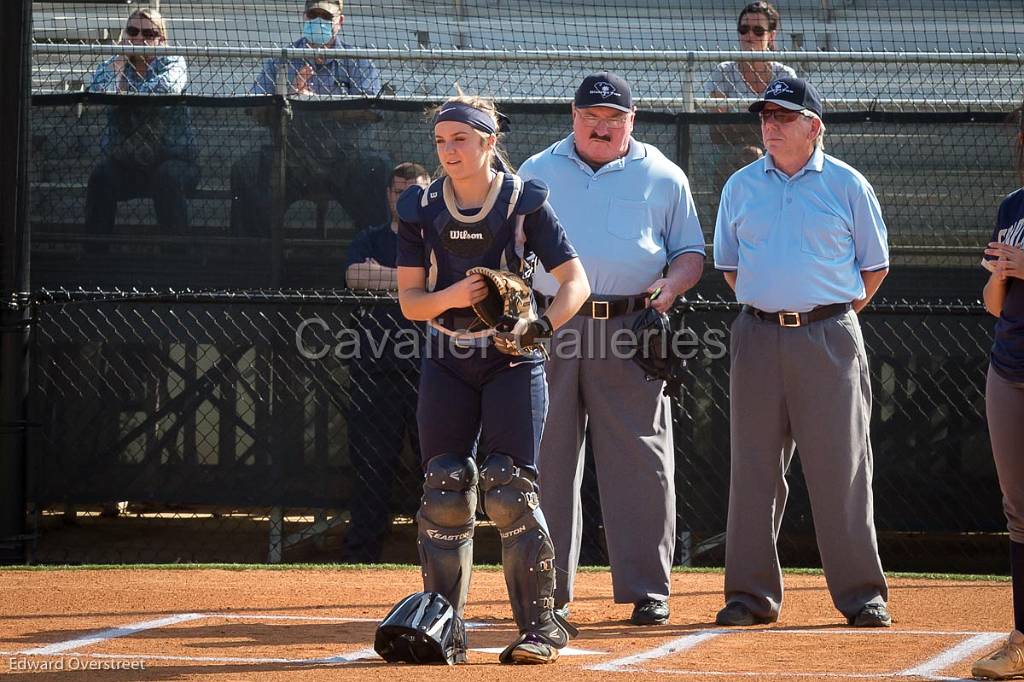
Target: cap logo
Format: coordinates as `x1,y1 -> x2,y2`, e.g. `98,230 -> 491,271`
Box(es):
589,81 -> 620,99
764,81 -> 795,98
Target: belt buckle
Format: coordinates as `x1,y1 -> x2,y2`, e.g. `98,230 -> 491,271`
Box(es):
592,301 -> 610,320
778,311 -> 801,328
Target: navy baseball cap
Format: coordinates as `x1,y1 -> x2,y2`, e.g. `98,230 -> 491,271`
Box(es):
749,77 -> 824,118
574,72 -> 633,112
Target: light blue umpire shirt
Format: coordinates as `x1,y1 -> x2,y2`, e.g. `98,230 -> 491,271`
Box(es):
519,133 -> 705,296
713,147 -> 889,313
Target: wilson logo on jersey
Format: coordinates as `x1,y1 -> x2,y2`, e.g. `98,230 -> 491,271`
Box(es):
450,230 -> 485,240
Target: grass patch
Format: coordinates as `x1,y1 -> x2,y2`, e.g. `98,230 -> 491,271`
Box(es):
0,563 -> 1010,581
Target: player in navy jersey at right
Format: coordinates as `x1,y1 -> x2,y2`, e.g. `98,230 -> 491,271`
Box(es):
394,91 -> 590,664
973,99 -> 1024,681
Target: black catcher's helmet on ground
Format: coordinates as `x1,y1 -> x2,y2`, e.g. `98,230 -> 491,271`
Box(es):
374,591 -> 468,665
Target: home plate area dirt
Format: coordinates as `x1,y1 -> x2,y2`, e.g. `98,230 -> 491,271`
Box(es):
0,568 -> 1011,681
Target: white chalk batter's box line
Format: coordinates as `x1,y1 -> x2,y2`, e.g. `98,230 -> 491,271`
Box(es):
588,628 -> 1008,681
0,614 -> 1005,678
0,612 -> 601,666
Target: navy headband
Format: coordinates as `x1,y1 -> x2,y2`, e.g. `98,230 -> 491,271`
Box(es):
433,102 -> 510,134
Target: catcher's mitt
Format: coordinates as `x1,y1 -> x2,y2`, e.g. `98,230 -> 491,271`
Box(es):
631,306 -> 686,397
465,267 -> 546,356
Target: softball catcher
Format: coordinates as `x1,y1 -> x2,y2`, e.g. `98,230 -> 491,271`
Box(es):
376,93 -> 589,665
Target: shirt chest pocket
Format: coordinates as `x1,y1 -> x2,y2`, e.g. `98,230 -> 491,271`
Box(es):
607,198 -> 652,241
801,211 -> 851,260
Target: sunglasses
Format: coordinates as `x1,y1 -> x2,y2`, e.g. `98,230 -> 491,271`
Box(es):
125,26 -> 161,39
576,112 -> 631,129
759,109 -> 805,124
738,25 -> 770,36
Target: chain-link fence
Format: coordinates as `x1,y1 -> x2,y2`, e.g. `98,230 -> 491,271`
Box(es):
11,1 -> 1022,568
26,291 -> 1002,572
27,96 -> 1018,287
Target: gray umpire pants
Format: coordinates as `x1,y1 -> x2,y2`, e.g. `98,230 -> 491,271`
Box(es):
537,311 -> 675,607
724,309 -> 888,621
987,365 -> 1024,544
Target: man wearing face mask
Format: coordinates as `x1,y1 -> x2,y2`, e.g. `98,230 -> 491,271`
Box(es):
518,72 -> 705,627
230,0 -> 390,238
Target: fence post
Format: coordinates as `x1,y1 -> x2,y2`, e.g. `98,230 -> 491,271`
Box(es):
0,0 -> 33,565
676,115 -> 692,182
270,64 -> 290,287
678,52 -> 695,178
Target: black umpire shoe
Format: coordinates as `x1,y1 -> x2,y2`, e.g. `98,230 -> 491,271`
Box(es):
715,601 -> 776,626
848,603 -> 892,627
630,598 -> 670,625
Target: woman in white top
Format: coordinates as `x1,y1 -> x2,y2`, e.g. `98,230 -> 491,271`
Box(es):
706,1 -> 796,99
705,2 -> 797,190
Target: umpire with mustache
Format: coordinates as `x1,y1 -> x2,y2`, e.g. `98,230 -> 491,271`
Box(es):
712,77 -> 891,628
519,72 -> 705,626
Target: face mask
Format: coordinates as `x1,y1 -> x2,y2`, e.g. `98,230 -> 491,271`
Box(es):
302,18 -> 334,46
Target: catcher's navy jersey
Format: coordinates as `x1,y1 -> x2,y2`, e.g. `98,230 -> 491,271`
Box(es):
990,187 -> 1024,383
396,172 -> 576,324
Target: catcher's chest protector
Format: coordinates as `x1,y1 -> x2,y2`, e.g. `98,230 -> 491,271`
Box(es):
403,173 -> 537,293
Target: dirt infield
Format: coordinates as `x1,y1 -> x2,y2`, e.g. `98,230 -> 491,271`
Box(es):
0,567 -> 1011,681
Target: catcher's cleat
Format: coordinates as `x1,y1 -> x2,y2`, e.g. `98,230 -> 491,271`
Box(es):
972,630 -> 1024,680
501,633 -> 559,665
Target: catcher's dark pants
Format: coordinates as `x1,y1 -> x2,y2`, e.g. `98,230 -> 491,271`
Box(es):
417,332 -> 547,473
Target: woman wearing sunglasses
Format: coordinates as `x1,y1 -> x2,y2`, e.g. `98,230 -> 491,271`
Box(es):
707,2 -> 795,101
705,2 -> 797,191
89,8 -> 185,95
86,7 -> 198,233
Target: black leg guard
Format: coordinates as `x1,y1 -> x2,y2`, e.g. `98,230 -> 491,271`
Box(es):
417,453 -> 478,616
480,453 -> 577,657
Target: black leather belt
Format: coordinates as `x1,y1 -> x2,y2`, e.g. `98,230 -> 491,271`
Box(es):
743,302 -> 851,327
538,293 -> 649,320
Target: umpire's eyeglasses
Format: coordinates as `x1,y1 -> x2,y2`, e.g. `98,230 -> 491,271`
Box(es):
738,25 -> 770,36
126,26 -> 161,39
575,112 -> 631,128
759,109 -> 807,124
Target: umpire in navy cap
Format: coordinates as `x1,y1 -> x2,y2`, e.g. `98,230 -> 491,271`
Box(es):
519,72 -> 706,626
713,77 -> 892,628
